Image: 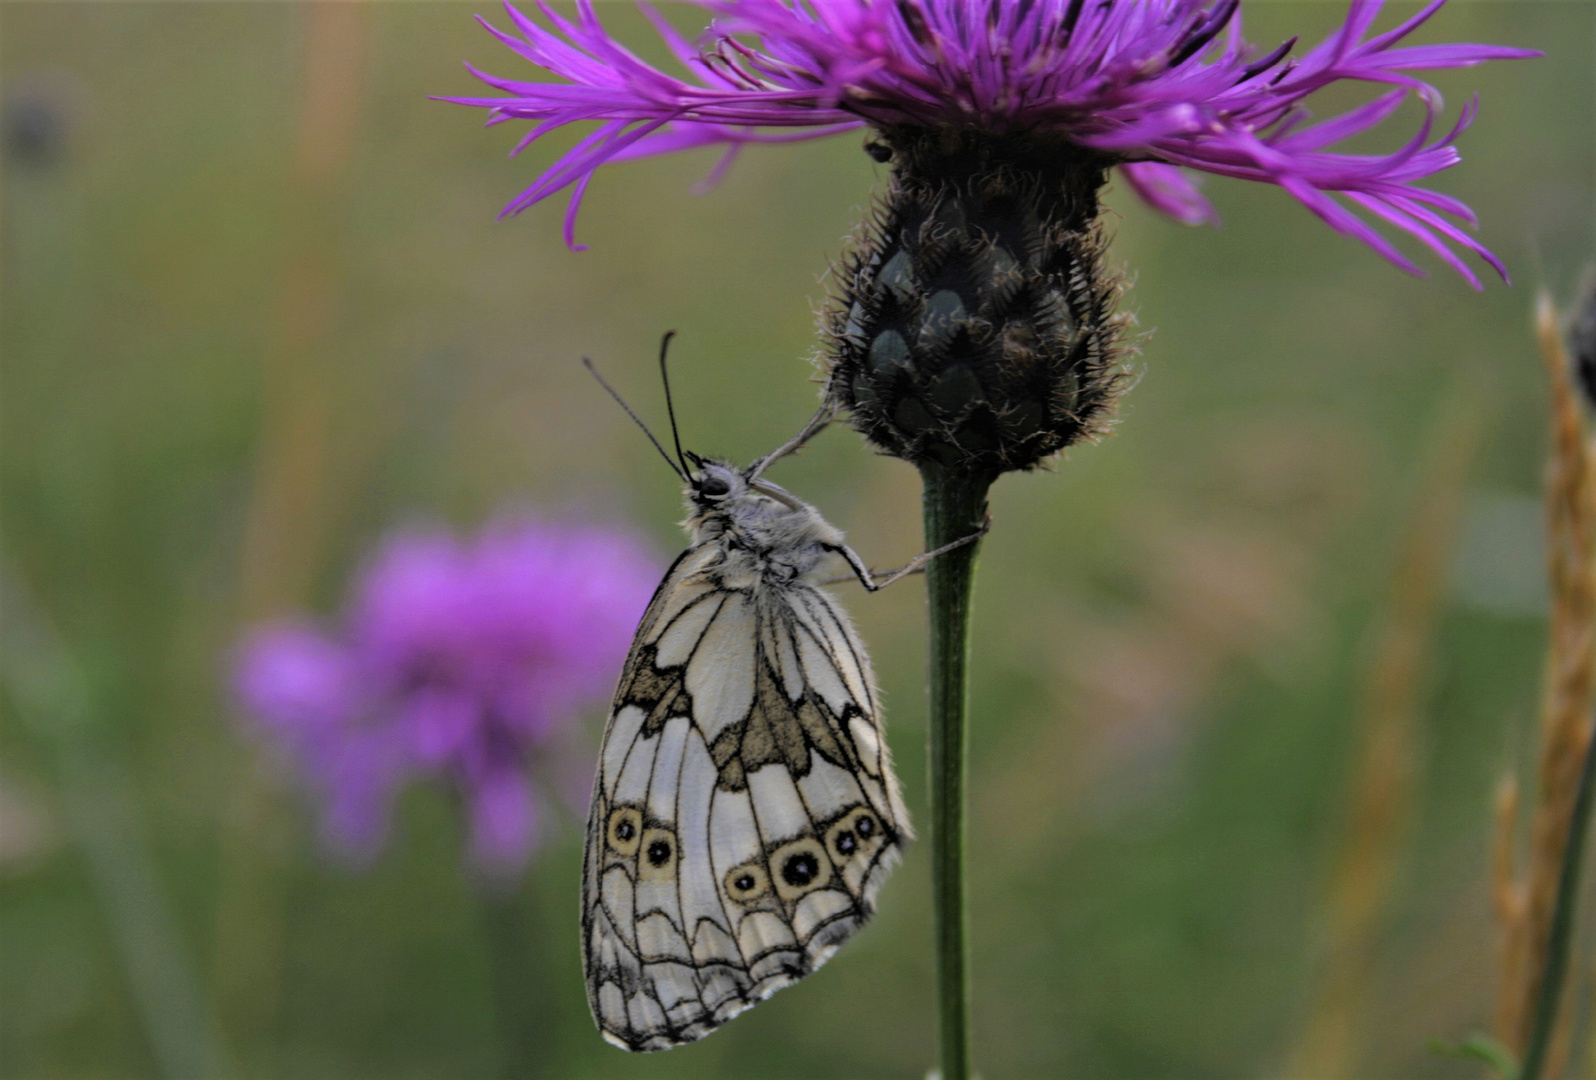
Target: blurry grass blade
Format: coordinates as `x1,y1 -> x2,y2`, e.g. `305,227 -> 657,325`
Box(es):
1426,1033 -> 1519,1078
216,0 -> 370,1049
0,565 -> 238,1080
1283,387 -> 1486,1080
1520,702 -> 1596,1080
1496,774 -> 1527,1005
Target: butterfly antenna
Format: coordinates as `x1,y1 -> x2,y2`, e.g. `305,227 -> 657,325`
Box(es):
582,357 -> 687,482
657,331 -> 692,478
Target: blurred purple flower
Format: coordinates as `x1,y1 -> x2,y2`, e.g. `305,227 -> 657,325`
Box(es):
235,517 -> 658,873
449,0 -> 1535,284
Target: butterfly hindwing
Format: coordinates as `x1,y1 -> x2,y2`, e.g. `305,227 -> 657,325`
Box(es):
583,553 -> 907,1052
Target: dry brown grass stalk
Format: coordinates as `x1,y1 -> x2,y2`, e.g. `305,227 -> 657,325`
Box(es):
1495,293 -> 1596,1069
213,2 -> 370,1051
237,0 -> 369,622
1285,390 -> 1485,1080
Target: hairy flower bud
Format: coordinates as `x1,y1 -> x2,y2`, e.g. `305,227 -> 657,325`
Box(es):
823,129 -> 1129,476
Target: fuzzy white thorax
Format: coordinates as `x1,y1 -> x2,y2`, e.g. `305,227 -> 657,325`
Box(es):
682,460 -> 846,592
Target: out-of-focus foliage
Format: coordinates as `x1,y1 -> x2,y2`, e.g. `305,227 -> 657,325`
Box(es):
1,4 -> 1591,1079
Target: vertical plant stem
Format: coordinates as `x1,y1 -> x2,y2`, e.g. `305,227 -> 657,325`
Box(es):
919,462 -> 992,1080
1521,707 -> 1596,1080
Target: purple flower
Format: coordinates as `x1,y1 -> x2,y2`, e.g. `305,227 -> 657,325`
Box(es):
235,516 -> 658,873
450,0 -> 1535,284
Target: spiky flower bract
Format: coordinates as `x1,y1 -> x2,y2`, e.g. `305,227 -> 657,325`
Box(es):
234,516 -> 657,873
826,129 -> 1130,474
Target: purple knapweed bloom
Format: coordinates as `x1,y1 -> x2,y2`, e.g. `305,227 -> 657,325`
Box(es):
234,517 -> 658,873
452,0 -> 1534,285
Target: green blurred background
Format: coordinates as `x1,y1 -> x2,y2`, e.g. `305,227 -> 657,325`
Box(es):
2,2 -> 1592,1077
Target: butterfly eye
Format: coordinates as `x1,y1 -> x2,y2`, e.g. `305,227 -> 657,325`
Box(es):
769,838 -> 833,900
638,827 -> 678,881
699,475 -> 732,498
724,862 -> 770,902
827,807 -> 884,865
606,807 -> 643,856
782,852 -> 820,886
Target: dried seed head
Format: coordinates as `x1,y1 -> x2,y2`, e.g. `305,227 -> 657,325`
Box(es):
823,128 -> 1130,477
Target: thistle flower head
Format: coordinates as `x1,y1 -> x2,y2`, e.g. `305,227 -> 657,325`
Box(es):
452,0 -> 1534,283
234,517 -> 657,873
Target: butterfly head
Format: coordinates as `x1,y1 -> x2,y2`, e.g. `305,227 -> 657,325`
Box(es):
684,453 -> 744,509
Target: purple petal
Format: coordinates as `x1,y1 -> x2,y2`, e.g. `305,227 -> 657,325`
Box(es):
467,768 -> 540,871
1120,161 -> 1218,226
404,688 -> 481,767
316,730 -> 411,863
234,623 -> 358,736
231,512 -> 656,874
447,0 -> 1534,281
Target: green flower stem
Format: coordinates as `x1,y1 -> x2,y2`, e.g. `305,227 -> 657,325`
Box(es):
919,462 -> 993,1080
1519,706 -> 1596,1080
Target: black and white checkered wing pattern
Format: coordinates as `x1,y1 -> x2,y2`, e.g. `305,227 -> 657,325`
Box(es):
582,545 -> 908,1052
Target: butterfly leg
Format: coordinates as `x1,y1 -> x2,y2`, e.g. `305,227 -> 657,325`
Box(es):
745,402 -> 839,480
825,517 -> 991,592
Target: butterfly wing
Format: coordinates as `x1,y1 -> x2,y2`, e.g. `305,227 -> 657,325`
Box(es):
583,548 -> 908,1052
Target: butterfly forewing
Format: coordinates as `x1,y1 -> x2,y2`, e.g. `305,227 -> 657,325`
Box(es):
583,549 -> 907,1052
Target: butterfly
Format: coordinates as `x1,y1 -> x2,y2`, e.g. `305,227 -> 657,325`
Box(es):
580,339 -> 984,1052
